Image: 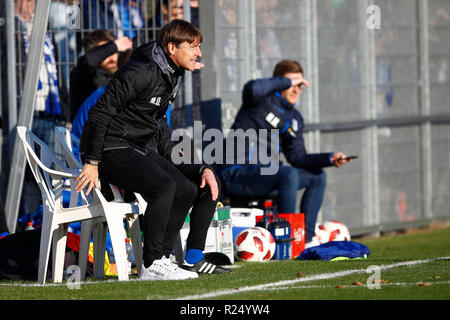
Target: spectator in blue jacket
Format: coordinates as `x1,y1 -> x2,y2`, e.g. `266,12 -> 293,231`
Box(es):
218,60 -> 352,246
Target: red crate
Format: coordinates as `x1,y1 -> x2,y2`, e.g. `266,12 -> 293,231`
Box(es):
278,213 -> 305,258
256,213 -> 305,259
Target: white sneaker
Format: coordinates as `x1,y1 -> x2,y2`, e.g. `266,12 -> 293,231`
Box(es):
304,236 -> 321,249
139,257 -> 198,281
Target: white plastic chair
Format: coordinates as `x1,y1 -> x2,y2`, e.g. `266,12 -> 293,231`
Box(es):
17,126 -> 109,284
55,127 -> 186,266
54,126 -> 143,281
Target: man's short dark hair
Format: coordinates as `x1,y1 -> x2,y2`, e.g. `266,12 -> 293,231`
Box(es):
82,29 -> 116,51
157,19 -> 203,54
273,60 -> 304,77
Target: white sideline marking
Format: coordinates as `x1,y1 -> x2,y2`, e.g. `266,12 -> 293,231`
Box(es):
1,257 -> 448,292
263,280 -> 450,291
174,256 -> 450,300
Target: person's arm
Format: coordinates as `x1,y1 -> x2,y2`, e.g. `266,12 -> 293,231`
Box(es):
83,37 -> 132,67
156,117 -> 176,160
329,152 -> 352,168
242,77 -> 292,107
83,41 -> 118,67
282,132 -> 334,169
281,113 -> 333,169
75,68 -> 143,194
282,109 -> 351,169
283,132 -> 351,169
84,73 -> 138,161
200,168 -> 219,201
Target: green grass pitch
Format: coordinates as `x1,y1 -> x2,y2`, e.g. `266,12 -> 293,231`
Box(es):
1,225 -> 449,302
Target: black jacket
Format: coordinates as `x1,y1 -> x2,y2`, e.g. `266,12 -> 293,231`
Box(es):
80,41 -> 208,178
69,41 -> 117,121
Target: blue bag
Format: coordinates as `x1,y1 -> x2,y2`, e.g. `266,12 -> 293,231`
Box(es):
298,241 -> 370,261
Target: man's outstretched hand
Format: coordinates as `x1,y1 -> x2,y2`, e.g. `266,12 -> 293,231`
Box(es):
330,152 -> 352,168
200,168 -> 219,201
74,163 -> 99,195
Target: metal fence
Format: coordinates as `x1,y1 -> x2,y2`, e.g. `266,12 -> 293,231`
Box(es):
0,0 -> 201,232
199,0 -> 450,235
1,0 -> 449,235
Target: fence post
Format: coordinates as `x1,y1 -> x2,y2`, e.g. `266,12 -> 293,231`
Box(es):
4,0 -> 52,233
418,0 -> 432,220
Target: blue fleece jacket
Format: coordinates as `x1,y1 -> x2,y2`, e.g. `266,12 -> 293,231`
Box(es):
218,77 -> 332,172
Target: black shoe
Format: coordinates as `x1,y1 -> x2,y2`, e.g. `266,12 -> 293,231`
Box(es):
180,259 -> 232,274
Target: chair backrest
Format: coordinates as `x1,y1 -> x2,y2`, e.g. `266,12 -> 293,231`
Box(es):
16,126 -> 83,211
55,126 -> 83,170
54,126 -> 125,202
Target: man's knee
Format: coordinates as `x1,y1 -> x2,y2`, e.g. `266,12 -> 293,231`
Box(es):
315,169 -> 327,186
152,177 -> 177,200
178,178 -> 198,201
278,166 -> 300,187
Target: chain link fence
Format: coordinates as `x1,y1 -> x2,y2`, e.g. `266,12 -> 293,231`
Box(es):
0,0 -> 201,231
1,0 -> 449,235
201,0 -> 450,235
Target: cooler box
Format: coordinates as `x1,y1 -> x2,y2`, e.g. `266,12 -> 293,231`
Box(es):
256,213 -> 305,259
268,218 -> 292,260
180,206 -> 234,264
229,207 -> 264,241
278,213 -> 305,259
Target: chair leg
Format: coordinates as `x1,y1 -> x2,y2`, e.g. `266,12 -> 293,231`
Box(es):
92,221 -> 107,279
127,214 -> 143,275
107,216 -> 128,281
79,220 -> 93,280
38,211 -> 55,285
52,223 -> 69,283
173,233 -> 184,265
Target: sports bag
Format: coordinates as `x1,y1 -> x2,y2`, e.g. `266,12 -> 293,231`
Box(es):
298,241 -> 370,261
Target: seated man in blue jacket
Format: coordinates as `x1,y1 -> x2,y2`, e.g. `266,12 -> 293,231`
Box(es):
218,60 -> 352,247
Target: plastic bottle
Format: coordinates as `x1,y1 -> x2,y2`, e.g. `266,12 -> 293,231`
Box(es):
125,238 -> 133,274
264,200 -> 276,225
256,200 -> 274,229
25,221 -> 35,231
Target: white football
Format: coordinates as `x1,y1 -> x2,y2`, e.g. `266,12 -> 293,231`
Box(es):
254,227 -> 276,260
234,227 -> 275,262
315,220 -> 351,244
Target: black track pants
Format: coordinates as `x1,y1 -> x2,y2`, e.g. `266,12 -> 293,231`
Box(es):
98,148 -> 219,266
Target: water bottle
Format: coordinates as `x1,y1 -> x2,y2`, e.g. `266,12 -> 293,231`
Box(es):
256,200 -> 275,229
25,221 -> 35,231
125,238 -> 134,274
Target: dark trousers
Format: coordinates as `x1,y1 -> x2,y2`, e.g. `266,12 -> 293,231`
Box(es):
99,148 -> 217,266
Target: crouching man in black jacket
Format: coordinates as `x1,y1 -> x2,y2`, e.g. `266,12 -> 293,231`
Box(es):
75,20 -> 228,280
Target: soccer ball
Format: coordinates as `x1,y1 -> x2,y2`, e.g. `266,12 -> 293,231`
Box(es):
315,220 -> 351,244
254,227 -> 276,260
234,227 -> 275,262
